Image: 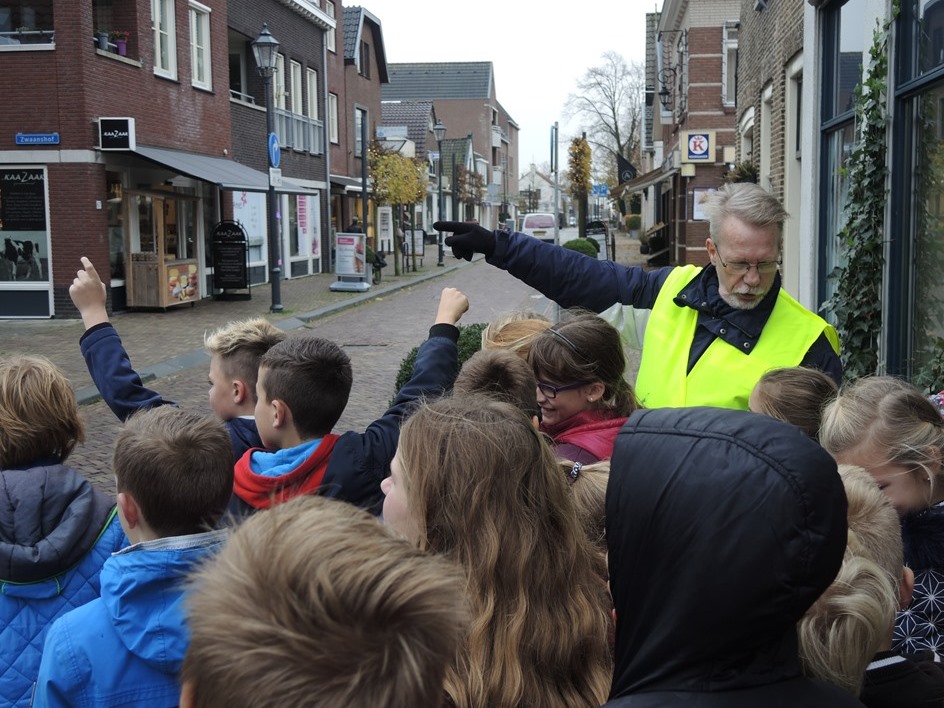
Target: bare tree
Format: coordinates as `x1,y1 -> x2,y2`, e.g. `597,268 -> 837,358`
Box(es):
564,52 -> 645,173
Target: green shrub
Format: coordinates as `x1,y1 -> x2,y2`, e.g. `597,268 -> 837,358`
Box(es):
563,239 -> 599,257
626,214 -> 641,230
391,322 -> 487,404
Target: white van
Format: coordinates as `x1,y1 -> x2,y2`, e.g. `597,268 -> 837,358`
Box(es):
520,213 -> 556,243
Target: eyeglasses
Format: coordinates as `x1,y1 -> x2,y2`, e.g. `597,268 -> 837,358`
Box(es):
715,245 -> 781,275
536,380 -> 593,399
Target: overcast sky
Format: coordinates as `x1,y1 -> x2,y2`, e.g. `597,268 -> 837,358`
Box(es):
365,0 -> 654,175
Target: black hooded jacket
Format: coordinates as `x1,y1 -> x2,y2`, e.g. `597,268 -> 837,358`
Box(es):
604,407 -> 864,707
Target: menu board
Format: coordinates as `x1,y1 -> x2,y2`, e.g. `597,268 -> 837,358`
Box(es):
0,168 -> 49,282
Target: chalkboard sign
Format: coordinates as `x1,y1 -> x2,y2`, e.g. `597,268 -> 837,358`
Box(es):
211,220 -> 250,294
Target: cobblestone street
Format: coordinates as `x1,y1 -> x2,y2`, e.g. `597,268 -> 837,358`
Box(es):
2,233 -> 645,495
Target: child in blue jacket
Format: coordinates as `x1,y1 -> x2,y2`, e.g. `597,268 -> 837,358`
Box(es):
0,356 -> 125,707
34,406 -> 234,707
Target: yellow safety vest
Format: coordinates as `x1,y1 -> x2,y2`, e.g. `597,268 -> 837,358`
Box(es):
635,265 -> 840,410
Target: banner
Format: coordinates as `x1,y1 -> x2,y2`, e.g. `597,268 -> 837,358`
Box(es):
617,154 -> 637,184
335,232 -> 366,277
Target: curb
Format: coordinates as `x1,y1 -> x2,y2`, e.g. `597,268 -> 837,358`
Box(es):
74,256 -> 476,406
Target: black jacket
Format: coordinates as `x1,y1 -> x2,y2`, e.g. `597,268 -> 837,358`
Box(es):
604,407 -> 863,707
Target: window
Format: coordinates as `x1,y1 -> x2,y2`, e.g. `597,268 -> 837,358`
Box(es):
326,1 -> 335,53
275,53 -> 286,110
189,1 -> 211,90
354,107 -> 367,157
760,84 -> 772,190
0,1 -> 54,47
722,22 -> 738,107
306,68 -> 319,119
152,0 -> 176,78
359,40 -> 370,78
328,92 -> 339,143
290,60 -> 303,114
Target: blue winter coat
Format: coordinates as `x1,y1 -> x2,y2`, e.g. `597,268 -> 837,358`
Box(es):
34,530 -> 228,707
0,462 -> 126,707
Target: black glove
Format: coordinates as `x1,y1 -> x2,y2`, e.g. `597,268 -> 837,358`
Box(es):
436,221 -> 496,261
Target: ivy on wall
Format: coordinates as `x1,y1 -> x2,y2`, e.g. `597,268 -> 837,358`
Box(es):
822,4 -> 898,382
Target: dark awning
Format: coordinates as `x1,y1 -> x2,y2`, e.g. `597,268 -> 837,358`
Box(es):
330,174 -> 366,193
134,145 -> 317,194
613,166 -> 679,197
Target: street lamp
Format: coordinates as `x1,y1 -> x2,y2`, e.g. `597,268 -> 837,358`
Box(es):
252,23 -> 283,313
433,119 -> 446,266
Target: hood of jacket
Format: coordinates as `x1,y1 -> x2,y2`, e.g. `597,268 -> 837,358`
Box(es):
0,461 -> 116,582
100,531 -> 227,674
542,409 -> 627,461
606,407 -> 847,700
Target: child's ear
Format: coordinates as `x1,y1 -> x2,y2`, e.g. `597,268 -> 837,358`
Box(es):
232,378 -> 249,405
271,398 -> 289,429
900,566 -> 916,610
179,680 -> 196,708
117,492 -> 140,530
586,381 -> 606,404
532,415 -> 540,431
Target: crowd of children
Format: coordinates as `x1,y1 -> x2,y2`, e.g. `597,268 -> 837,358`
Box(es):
6,253 -> 944,706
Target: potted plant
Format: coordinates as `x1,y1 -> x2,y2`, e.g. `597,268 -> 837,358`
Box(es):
109,29 -> 129,56
626,213 -> 641,239
95,28 -> 109,50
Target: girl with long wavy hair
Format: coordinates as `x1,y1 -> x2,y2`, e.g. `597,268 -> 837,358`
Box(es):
529,312 -> 640,463
380,395 -> 612,708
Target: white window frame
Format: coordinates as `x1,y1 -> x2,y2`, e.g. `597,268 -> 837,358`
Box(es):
326,1 -> 336,53
306,68 -> 319,119
760,83 -> 773,191
275,53 -> 286,110
189,1 -> 212,90
722,22 -> 738,107
290,60 -> 303,115
354,107 -> 367,157
152,0 -> 177,79
328,92 -> 339,144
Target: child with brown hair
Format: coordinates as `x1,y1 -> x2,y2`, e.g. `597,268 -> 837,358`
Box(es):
232,287 -> 468,516
380,395 -> 612,707
70,257 -> 285,461
452,347 -> 539,421
749,366 -> 838,440
35,406 -> 234,706
0,355 -> 126,707
179,496 -> 467,708
529,312 -> 640,462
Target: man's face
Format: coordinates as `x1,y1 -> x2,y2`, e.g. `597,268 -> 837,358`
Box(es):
706,215 -> 781,310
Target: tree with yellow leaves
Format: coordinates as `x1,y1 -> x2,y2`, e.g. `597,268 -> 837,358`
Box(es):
369,141 -> 427,275
568,135 -> 592,238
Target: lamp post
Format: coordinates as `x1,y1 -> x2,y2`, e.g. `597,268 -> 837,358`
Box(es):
252,23 -> 283,312
433,120 -> 446,266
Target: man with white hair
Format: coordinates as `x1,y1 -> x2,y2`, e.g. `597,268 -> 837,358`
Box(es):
438,182 -> 839,410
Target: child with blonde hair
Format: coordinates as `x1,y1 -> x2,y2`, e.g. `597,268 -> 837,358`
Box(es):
0,356 -> 125,706
821,376 -> 944,653
380,395 -> 612,707
481,310 -> 550,360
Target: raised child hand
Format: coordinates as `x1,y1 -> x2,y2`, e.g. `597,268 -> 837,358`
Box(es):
70,257 -> 110,329
435,287 -> 470,326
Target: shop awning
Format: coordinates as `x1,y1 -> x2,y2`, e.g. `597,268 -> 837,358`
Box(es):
134,145 -> 317,195
330,174 -> 367,193
613,166 -> 679,197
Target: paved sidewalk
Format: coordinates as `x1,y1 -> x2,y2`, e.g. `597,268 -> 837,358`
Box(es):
0,244 -> 471,402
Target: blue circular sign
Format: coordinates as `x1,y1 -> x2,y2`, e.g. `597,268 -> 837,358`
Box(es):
268,132 -> 280,169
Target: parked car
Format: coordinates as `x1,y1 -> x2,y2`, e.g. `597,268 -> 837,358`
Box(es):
521,213 -> 556,243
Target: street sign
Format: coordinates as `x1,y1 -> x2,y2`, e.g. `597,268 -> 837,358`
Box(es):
269,167 -> 282,187
15,133 -> 59,145
592,184 -> 609,196
268,132 -> 280,168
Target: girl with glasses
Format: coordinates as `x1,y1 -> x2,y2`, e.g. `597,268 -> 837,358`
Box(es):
529,312 -> 641,463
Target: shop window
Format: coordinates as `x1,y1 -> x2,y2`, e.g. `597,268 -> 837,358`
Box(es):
0,0 -> 54,47
152,0 -> 176,78
189,1 -> 211,90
